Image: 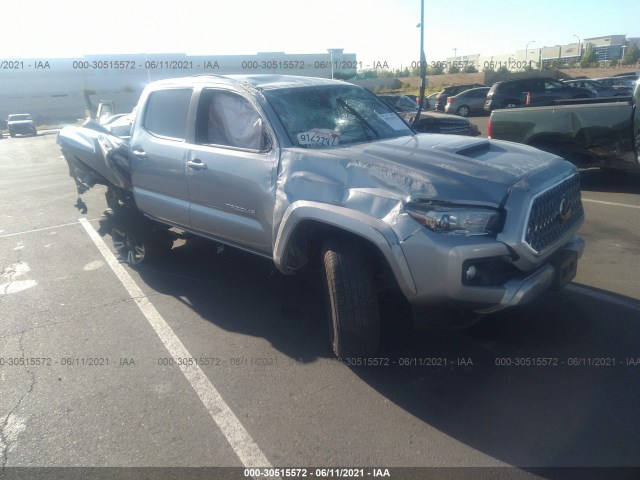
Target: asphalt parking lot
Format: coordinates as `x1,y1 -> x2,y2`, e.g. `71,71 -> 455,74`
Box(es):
1,134 -> 639,479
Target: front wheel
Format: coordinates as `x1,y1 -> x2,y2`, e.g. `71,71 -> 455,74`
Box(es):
322,237 -> 380,358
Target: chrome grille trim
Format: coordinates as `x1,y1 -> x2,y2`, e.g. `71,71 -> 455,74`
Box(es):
522,174 -> 584,255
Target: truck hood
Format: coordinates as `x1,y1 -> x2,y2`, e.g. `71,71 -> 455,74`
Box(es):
280,134 -> 563,209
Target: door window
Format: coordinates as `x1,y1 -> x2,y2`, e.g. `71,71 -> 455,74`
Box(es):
544,80 -> 565,90
143,89 -> 192,140
196,90 -> 266,151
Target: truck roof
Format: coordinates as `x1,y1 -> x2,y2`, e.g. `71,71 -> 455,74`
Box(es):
145,74 -> 347,91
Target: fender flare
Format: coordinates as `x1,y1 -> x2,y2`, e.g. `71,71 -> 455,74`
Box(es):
273,201 -> 417,297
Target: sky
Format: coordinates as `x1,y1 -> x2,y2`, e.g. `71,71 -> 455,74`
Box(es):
2,0 -> 639,69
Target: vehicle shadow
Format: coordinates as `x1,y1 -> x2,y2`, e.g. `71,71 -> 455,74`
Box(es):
101,223 -> 640,476
579,168 -> 640,194
357,288 -> 640,476
128,234 -> 334,363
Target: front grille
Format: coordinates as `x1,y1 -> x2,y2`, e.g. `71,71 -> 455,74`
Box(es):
524,174 -> 584,255
436,120 -> 471,135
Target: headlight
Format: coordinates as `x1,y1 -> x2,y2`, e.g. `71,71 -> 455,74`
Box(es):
405,203 -> 500,236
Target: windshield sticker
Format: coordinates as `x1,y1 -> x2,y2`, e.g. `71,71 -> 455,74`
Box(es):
378,113 -> 407,130
297,129 -> 340,148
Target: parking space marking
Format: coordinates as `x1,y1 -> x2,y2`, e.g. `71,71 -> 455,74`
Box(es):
0,219 -> 100,239
582,198 -> 640,209
78,218 -> 275,471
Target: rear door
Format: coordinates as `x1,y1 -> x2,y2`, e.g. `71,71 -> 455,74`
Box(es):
129,88 -> 194,226
185,87 -> 279,254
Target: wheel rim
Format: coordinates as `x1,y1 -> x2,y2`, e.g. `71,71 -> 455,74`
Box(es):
112,228 -> 146,265
458,106 -> 470,117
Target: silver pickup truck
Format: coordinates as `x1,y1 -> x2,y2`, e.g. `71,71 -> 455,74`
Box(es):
58,74 -> 585,357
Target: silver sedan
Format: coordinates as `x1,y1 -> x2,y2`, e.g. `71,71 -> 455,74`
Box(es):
444,87 -> 490,117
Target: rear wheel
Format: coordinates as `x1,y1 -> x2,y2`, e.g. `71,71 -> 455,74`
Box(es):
503,100 -> 520,108
322,237 -> 380,358
112,227 -> 148,265
456,105 -> 471,117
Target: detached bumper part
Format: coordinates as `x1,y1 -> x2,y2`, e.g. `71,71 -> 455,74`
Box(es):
476,235 -> 585,314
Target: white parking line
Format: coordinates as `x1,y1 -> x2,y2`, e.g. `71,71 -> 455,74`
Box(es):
0,219 -> 101,239
78,218 -> 276,473
582,198 -> 640,209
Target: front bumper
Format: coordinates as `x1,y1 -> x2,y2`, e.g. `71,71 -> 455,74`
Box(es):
9,123 -> 36,135
476,236 -> 584,313
400,229 -> 585,313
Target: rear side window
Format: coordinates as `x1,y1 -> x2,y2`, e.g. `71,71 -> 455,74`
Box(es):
143,89 -> 192,140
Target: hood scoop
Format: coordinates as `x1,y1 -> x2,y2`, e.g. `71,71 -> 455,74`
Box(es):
431,138 -> 492,158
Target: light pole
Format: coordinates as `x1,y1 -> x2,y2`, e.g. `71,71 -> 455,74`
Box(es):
525,40 -> 535,69
573,34 -> 581,59
327,49 -> 335,79
413,0 -> 426,128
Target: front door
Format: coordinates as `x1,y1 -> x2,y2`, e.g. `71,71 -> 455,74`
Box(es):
186,88 -> 278,254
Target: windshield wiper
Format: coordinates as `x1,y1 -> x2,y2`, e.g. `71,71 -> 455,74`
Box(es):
336,97 -> 380,140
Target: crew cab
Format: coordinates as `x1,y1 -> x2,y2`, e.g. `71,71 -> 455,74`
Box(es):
488,79 -> 640,170
58,75 -> 585,357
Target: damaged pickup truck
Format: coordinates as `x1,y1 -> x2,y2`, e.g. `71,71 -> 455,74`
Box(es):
58,74 -> 585,357
488,79 -> 640,171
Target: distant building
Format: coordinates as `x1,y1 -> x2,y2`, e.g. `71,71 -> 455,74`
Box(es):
584,35 -> 626,61
441,34 -> 638,72
0,50 -> 357,122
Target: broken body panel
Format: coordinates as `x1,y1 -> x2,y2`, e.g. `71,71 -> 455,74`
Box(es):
58,74 -> 585,315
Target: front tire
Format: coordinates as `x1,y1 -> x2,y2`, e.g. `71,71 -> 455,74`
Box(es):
322,237 -> 380,358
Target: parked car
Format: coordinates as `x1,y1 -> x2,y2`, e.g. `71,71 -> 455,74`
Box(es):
403,94 -> 430,110
378,94 -> 480,136
434,84 -> 486,111
593,76 -> 638,89
426,92 -> 438,110
58,74 -> 585,357
7,114 -> 37,137
484,77 -> 595,111
378,94 -> 426,113
444,87 -> 490,117
561,78 -> 632,97
612,71 -> 639,78
488,80 -> 640,171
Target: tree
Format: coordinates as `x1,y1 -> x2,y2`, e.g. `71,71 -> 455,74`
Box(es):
463,64 -> 478,73
580,45 -> 598,68
548,59 -> 562,70
448,65 -> 460,74
622,44 -> 640,66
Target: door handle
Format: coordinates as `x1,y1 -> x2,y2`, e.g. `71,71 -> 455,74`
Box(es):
187,159 -> 208,171
131,148 -> 147,159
